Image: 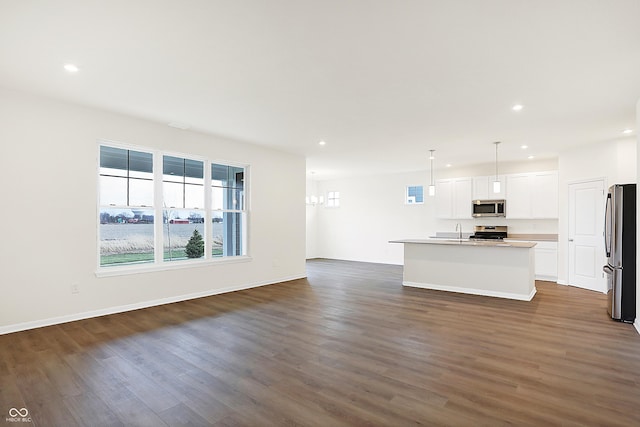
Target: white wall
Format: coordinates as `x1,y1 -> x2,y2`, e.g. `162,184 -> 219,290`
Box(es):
0,87 -> 306,333
311,159 -> 559,265
557,137 -> 637,285
305,176 -> 319,258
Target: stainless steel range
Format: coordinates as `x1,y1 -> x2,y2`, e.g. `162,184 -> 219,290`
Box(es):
469,225 -> 507,241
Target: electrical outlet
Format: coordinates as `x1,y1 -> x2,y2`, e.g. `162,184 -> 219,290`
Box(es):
70,283 -> 80,294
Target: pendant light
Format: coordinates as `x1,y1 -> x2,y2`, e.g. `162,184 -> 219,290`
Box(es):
428,150 -> 436,196
493,141 -> 501,193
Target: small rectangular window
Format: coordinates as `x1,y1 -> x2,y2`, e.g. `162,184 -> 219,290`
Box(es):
406,185 -> 424,204
327,191 -> 340,207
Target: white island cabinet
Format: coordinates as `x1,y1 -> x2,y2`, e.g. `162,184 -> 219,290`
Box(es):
390,239 -> 537,301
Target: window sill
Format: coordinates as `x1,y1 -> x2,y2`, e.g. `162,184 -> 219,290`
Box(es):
95,255 -> 253,278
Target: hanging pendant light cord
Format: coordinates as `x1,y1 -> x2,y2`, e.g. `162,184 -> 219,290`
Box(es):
494,141 -> 501,181
430,154 -> 434,186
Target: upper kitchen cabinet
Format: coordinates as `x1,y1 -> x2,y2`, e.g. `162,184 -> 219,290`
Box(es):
531,171 -> 559,218
506,171 -> 558,218
435,179 -> 453,218
436,178 -> 472,219
472,175 -> 506,200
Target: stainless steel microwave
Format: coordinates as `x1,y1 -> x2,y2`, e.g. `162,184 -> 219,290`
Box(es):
472,199 -> 506,217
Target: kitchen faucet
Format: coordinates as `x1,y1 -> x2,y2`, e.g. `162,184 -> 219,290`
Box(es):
456,223 -> 462,239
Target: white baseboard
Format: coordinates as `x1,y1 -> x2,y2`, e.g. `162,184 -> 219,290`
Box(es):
403,281 -> 537,301
0,274 -> 306,335
635,320 -> 640,336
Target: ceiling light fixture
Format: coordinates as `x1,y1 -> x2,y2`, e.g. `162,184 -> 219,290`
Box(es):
428,149 -> 436,197
512,104 -> 523,111
64,63 -> 79,73
493,141 -> 501,193
521,145 -> 528,149
622,129 -> 633,134
306,171 -> 324,206
446,163 -> 452,168
318,140 -> 326,146
528,155 -> 535,160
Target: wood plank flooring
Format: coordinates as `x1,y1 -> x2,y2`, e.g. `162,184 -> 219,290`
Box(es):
2,258 -> 640,426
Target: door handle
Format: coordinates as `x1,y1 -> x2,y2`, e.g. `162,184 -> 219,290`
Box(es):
568,238 -> 574,242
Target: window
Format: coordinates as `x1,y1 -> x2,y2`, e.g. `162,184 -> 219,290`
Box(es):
211,163 -> 246,257
327,191 -> 340,207
406,185 -> 424,204
98,142 -> 249,271
99,146 -> 155,266
163,156 -> 205,261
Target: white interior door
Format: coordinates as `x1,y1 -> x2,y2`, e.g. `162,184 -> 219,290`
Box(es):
568,179 -> 606,292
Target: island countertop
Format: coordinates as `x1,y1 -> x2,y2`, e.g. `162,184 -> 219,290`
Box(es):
389,238 -> 537,248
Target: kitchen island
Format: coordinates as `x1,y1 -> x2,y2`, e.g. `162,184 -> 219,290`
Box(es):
390,239 -> 537,301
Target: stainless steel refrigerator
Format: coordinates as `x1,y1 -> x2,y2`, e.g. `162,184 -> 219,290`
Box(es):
603,184 -> 636,323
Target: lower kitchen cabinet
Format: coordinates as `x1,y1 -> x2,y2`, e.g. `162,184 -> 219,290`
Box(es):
506,240 -> 558,281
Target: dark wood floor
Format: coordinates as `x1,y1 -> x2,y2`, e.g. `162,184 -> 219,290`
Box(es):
2,259 -> 640,426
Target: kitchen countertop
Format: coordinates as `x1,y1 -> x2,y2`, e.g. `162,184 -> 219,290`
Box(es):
506,234 -> 558,242
390,238 -> 537,248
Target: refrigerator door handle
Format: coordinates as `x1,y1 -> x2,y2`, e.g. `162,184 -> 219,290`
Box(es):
603,265 -> 613,274
604,192 -> 612,258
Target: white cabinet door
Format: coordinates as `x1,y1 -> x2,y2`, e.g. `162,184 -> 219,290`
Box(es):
531,171 -> 558,218
453,178 -> 472,218
534,242 -> 558,281
436,178 -> 472,218
435,179 -> 453,218
472,176 -> 489,200
506,240 -> 558,281
506,174 -> 531,218
473,176 -> 506,200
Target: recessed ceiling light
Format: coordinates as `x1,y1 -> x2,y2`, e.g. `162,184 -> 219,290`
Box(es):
318,140 -> 326,146
512,104 -> 524,111
64,63 -> 79,73
446,164 -> 452,168
521,145 -> 528,149
622,129 -> 633,134
528,155 -> 535,159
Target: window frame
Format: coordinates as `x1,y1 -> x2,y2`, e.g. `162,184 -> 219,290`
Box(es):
96,140 -> 251,277
326,191 -> 340,208
405,185 -> 425,205
211,162 -> 247,258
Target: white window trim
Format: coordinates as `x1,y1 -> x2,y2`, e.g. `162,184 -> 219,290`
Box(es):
95,255 -> 253,278
96,139 -> 250,276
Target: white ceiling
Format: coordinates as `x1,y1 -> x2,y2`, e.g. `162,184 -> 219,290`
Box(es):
1,0 -> 639,179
